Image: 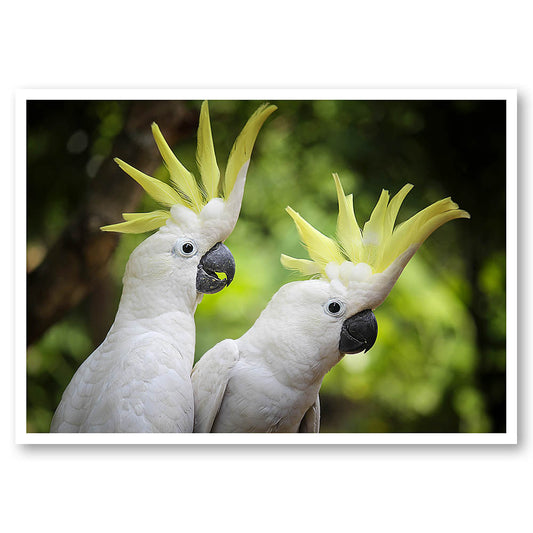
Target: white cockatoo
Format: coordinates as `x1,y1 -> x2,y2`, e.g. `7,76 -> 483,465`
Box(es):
50,101 -> 276,432
192,174 -> 469,432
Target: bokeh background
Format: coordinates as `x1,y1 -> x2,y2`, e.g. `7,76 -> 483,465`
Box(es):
26,99 -> 506,433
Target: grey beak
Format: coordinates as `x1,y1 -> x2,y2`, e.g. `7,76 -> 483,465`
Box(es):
339,309 -> 378,354
196,242 -> 236,294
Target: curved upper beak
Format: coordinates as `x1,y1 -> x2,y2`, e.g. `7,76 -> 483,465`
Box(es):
339,309 -> 378,354
196,242 -> 236,294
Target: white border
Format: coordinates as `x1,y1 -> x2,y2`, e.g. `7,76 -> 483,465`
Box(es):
15,92 -> 27,444
16,89 -> 518,445
17,88 -> 517,102
506,93 -> 518,442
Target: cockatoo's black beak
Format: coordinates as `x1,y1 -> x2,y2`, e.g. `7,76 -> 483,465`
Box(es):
196,242 -> 236,294
339,309 -> 378,354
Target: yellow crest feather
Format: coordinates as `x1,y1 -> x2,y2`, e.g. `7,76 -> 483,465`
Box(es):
101,210 -> 172,234
102,101 -> 276,234
333,173 -> 363,262
377,197 -> 470,272
196,101 -> 220,201
224,103 -> 277,197
151,122 -> 204,212
113,158 -> 182,207
361,189 -> 390,267
282,173 -> 470,280
280,254 -> 323,276
285,206 -> 344,268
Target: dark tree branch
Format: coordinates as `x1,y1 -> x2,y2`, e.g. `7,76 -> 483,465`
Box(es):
27,100 -> 198,346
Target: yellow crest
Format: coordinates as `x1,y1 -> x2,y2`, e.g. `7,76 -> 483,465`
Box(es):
101,101 -> 277,234
281,173 -> 470,280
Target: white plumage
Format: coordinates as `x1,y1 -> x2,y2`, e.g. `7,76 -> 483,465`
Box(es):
192,275 -> 382,433
52,216 -> 216,432
50,102 -> 276,433
192,174 -> 469,433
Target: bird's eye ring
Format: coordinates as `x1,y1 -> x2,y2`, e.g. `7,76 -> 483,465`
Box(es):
172,238 -> 198,258
324,299 -> 346,317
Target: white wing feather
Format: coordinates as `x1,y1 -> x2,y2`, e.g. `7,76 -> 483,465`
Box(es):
298,394 -> 320,433
191,339 -> 240,433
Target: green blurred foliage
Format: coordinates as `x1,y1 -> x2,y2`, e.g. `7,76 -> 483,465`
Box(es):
26,99 -> 506,433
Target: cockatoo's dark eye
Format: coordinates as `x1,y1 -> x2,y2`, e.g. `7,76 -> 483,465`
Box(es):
182,242 -> 194,254
324,299 -> 346,317
329,302 -> 341,313
173,238 -> 198,258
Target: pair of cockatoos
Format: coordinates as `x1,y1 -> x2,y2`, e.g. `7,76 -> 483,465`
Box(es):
50,101 -> 469,433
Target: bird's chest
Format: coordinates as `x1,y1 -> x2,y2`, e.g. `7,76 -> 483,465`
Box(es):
92,334 -> 194,432
214,362 -> 318,433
